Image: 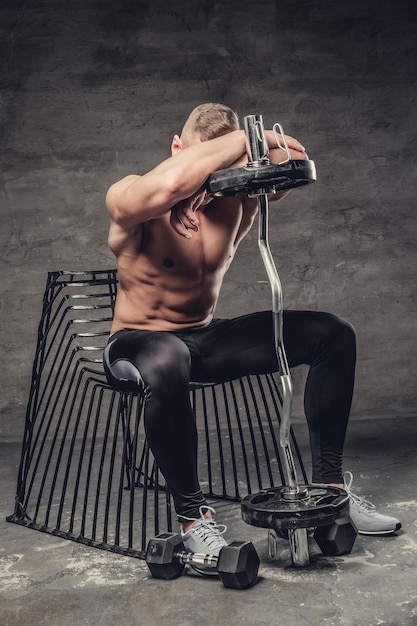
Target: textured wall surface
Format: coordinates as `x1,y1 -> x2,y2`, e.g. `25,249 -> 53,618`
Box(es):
1,0 -> 416,440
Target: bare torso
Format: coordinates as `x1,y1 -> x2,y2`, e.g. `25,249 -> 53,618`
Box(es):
109,195 -> 258,333
106,124 -> 305,333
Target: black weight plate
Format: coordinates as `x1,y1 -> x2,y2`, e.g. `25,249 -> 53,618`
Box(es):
205,160 -> 317,196
241,485 -> 349,531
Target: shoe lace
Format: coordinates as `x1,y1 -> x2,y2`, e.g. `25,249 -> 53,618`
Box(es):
183,506 -> 227,551
344,471 -> 376,512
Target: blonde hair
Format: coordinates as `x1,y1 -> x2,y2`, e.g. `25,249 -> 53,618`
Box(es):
181,103 -> 240,142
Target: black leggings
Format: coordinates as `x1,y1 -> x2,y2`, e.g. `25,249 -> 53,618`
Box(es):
103,310 -> 356,520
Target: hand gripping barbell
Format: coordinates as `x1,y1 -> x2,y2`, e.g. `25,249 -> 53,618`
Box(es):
146,532 -> 259,589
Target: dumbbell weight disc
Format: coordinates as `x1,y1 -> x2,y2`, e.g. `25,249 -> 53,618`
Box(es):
146,533 -> 186,580
217,540 -> 260,590
205,160 -> 317,197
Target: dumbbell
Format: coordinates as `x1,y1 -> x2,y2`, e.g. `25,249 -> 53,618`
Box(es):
145,532 -> 259,589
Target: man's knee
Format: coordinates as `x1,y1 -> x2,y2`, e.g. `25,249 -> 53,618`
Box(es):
320,312 -> 357,356
143,334 -> 191,396
333,314 -> 356,349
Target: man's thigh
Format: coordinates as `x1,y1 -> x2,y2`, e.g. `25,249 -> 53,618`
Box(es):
176,311 -> 277,382
177,309 -> 330,382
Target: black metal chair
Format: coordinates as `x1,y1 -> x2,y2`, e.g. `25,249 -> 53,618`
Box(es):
7,269 -> 307,558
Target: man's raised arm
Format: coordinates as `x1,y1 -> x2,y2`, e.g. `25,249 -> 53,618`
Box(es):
105,130 -> 248,229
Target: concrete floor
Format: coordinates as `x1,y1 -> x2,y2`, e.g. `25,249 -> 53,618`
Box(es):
1,414 -> 416,626
1,2 -> 416,624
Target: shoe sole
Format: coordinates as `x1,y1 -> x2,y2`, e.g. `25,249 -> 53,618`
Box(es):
357,522 -> 402,536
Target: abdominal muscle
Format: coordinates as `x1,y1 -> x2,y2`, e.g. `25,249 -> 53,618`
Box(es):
110,218 -> 237,333
109,196 -> 253,333
111,268 -> 225,332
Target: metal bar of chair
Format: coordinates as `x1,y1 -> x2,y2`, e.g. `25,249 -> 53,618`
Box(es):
7,269 -> 307,557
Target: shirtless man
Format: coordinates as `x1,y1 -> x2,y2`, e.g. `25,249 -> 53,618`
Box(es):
104,103 -> 401,567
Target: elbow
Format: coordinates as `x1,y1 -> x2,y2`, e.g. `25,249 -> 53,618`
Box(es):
105,186 -> 134,227
106,186 -> 122,221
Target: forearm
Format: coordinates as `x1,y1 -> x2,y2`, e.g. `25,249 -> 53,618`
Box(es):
153,129 -> 247,196
264,129 -> 308,163
107,130 -> 248,227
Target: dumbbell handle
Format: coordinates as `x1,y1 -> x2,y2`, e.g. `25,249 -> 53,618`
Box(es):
175,549 -> 219,569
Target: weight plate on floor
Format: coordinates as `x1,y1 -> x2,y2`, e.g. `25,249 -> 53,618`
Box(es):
241,485 -> 349,530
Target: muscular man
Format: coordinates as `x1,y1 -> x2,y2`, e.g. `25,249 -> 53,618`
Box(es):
104,103 -> 401,569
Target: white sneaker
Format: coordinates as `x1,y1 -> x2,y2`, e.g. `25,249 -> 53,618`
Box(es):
181,506 -> 227,576
344,471 -> 401,536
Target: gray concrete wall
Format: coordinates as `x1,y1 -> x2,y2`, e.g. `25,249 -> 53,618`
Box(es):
1,0 -> 416,441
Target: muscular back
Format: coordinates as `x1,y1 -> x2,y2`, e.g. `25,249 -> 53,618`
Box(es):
109,194 -> 258,333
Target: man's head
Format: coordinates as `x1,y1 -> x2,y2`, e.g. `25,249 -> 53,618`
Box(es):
172,103 -> 240,153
